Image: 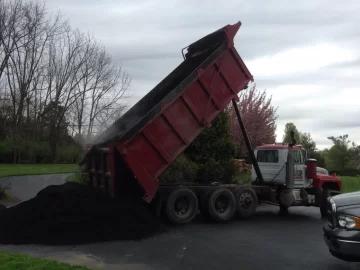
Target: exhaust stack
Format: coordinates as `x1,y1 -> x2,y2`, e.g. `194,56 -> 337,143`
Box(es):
285,131 -> 296,189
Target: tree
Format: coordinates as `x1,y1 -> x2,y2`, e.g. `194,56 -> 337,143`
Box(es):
70,41 -> 131,140
311,151 -> 326,168
4,0 -> 64,162
161,110 -> 236,184
0,0 -> 131,163
185,110 -> 235,164
299,132 -> 317,153
349,143 -> 360,170
326,134 -> 354,174
325,134 -> 360,175
298,131 -> 319,162
0,0 -> 30,80
282,123 -> 326,166
282,122 -> 301,144
228,84 -> 278,157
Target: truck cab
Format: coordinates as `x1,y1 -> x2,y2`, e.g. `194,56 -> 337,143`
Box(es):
251,143 -> 342,216
251,143 -> 337,187
251,144 -> 310,188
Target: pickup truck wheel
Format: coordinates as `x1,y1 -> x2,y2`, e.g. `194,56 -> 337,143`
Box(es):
235,187 -> 257,219
165,188 -> 198,225
320,188 -> 330,218
207,188 -> 236,222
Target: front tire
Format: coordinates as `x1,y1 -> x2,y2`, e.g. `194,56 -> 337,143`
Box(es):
235,187 -> 257,219
279,203 -> 289,216
165,188 -> 198,224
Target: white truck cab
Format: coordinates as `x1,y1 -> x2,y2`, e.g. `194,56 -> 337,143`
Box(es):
251,143 -> 329,188
250,143 -> 341,216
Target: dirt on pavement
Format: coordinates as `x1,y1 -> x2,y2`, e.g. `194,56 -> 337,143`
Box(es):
0,182 -> 167,245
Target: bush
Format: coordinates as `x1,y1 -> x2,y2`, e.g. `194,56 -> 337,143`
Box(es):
160,156 -> 253,185
309,151 -> 326,168
55,144 -> 83,164
18,140 -> 52,163
160,154 -> 199,184
0,183 -> 11,200
342,168 -> 360,177
0,139 -> 84,164
197,159 -> 233,184
185,111 -> 235,164
329,168 -> 360,177
66,165 -> 89,185
0,140 -> 12,163
33,141 -> 52,163
233,172 -> 252,185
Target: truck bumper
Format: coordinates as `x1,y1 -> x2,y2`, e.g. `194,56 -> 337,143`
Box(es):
323,223 -> 360,262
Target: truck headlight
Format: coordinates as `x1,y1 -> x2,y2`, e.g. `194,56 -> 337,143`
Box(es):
338,215 -> 360,229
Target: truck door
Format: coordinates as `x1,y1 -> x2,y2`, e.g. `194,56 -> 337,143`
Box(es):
252,149 -> 283,184
293,150 -> 307,188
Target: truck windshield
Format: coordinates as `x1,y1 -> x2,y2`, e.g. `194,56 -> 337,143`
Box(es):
301,149 -> 307,160
256,150 -> 279,163
292,150 -> 304,164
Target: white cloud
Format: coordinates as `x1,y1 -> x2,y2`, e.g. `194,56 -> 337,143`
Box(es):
247,43 -> 356,77
44,0 -> 360,151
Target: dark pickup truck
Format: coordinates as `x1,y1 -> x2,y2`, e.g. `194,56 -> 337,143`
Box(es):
323,191 -> 360,262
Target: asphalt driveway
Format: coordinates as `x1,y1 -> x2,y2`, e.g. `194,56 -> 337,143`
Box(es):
1,204 -> 359,270
0,175 -> 359,269
0,173 -> 70,204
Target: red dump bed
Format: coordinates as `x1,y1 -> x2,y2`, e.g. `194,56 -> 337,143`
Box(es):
84,22 -> 254,202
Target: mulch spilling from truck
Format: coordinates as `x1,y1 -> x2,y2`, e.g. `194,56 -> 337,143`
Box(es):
0,182 -> 167,245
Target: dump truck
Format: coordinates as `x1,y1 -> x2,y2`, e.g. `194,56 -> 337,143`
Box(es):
81,21 -> 342,224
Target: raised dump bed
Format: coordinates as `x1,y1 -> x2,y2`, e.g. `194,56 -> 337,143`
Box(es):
83,22 -> 253,203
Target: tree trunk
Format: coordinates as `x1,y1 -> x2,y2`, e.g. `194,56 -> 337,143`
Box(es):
49,127 -> 58,163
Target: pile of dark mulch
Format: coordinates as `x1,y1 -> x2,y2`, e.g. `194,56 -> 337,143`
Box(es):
0,182 -> 167,245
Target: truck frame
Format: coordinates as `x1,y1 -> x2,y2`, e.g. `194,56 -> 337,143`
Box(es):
81,21 -> 342,224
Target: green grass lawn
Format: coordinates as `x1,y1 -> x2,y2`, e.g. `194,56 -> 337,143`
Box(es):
0,251 -> 91,270
340,176 -> 360,193
0,164 -> 77,178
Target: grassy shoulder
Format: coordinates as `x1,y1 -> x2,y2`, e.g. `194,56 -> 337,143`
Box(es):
340,176 -> 360,193
0,251 -> 91,270
0,164 -> 77,178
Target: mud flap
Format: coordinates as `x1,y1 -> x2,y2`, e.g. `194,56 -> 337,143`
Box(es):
314,188 -> 323,207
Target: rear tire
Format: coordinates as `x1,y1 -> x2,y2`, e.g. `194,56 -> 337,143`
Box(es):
207,188 -> 236,222
165,188 -> 198,225
320,188 -> 330,218
235,187 -> 257,219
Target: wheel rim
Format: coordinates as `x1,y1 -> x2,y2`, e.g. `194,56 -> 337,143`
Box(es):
214,195 -> 230,214
239,192 -> 253,210
174,196 -> 192,218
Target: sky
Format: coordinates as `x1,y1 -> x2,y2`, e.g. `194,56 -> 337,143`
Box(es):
46,0 -> 360,150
